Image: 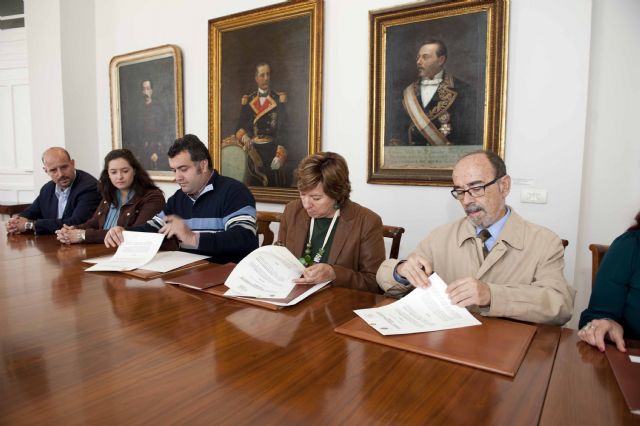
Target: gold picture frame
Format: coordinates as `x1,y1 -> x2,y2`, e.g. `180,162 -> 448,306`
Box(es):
109,44 -> 184,181
368,0 -> 509,186
209,0 -> 323,203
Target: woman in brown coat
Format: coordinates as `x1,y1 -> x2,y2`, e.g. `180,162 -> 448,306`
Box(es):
278,152 -> 385,293
56,149 -> 164,244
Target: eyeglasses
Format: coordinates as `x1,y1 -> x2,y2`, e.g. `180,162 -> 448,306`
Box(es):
450,175 -> 504,200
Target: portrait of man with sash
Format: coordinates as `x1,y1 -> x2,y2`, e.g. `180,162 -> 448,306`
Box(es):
369,0 -> 508,185
390,39 -> 479,147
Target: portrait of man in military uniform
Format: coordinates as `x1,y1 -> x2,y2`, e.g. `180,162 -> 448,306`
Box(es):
215,6 -> 321,202
235,63 -> 288,187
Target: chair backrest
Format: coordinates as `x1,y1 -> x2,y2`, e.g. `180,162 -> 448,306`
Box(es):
588,244 -> 609,288
256,211 -> 282,246
383,225 -> 405,259
255,210 -> 405,260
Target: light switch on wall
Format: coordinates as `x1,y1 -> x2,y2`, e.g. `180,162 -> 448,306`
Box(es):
521,188 -> 548,204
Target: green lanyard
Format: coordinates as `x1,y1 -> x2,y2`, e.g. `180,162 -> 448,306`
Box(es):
299,209 -> 340,266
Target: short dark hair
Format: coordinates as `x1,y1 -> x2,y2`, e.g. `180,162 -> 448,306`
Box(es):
99,149 -> 161,205
420,39 -> 448,59
296,152 -> 351,205
458,150 -> 507,178
167,134 -> 213,170
255,62 -> 271,75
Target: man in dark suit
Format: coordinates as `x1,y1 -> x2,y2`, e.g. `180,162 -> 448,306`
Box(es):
5,147 -> 101,235
389,39 -> 479,146
235,62 -> 288,187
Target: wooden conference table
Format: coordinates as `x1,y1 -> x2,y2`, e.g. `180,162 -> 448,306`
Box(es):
0,233 -> 637,425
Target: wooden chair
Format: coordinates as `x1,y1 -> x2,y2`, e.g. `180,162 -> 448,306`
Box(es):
588,244 -> 609,288
256,211 -> 282,246
256,211 -> 405,260
383,225 -> 405,259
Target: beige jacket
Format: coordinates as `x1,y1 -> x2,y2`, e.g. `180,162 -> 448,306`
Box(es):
377,210 -> 576,325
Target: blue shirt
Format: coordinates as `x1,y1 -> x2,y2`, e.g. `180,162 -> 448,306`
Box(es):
55,185 -> 71,219
103,191 -> 134,230
477,207 -> 511,251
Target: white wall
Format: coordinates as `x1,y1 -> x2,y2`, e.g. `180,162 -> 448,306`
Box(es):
61,0 -> 99,175
14,0 -> 640,326
24,0 -> 67,191
573,0 -> 640,326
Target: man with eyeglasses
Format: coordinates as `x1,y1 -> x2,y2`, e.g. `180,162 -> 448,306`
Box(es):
376,150 -> 575,325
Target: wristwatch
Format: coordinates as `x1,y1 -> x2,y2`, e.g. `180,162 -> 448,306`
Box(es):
80,230 -> 86,242
24,221 -> 34,232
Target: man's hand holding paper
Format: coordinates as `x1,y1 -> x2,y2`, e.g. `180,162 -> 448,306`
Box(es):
397,254 -> 433,288
397,255 -> 491,308
355,272 -> 481,335
159,215 -> 198,247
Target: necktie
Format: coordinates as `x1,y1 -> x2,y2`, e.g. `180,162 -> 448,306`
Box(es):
478,229 -> 491,259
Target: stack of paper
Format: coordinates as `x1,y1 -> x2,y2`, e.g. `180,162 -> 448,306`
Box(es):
223,245 -> 329,308
84,231 -> 209,273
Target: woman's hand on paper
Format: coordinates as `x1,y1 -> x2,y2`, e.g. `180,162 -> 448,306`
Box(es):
104,226 -> 125,247
294,263 -> 336,285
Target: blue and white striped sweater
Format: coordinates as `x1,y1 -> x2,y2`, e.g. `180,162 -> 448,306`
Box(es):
134,170 -> 258,263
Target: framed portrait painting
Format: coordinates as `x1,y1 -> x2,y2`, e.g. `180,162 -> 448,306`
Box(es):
368,0 -> 509,186
209,0 -> 323,203
109,44 -> 184,181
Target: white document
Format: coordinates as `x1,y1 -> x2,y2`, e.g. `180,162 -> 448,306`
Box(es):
224,245 -> 304,298
132,251 -> 209,272
85,231 -> 164,272
225,282 -> 329,307
355,272 -> 481,336
84,251 -> 209,272
630,355 -> 640,363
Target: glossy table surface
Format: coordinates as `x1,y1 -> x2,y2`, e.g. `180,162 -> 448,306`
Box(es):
540,328 -> 640,425
0,233 -> 634,424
